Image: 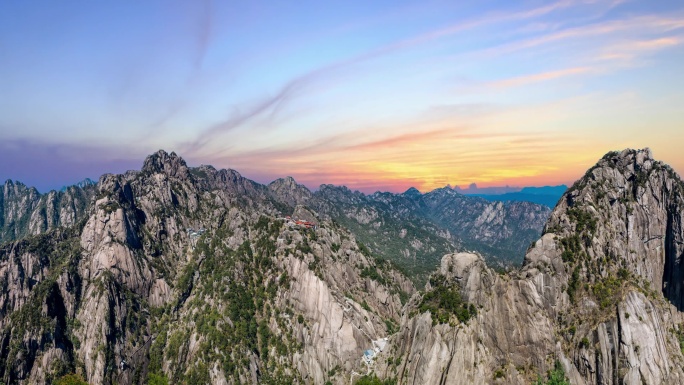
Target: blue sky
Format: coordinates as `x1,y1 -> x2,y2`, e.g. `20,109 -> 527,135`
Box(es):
1,0 -> 683,192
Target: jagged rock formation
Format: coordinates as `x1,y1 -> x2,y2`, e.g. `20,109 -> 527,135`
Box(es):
0,180 -> 95,244
268,177 -> 313,208
0,150 -> 413,384
274,183 -> 551,281
5,148 -> 668,385
421,187 -> 550,263
373,148 -> 684,385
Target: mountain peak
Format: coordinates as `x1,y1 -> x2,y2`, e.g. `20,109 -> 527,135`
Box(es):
535,147 -> 684,306
403,187 -> 421,197
268,176 -> 312,207
60,177 -> 96,192
141,150 -> 189,178
599,148 -> 661,177
268,176 -> 309,193
269,176 -> 298,186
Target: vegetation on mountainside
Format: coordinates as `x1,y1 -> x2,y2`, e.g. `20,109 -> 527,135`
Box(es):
333,213 -> 452,285
142,212 -> 405,384
355,374 -> 397,385
674,326 -> 684,356
147,372 -> 169,385
326,188 -> 549,284
418,274 -> 476,325
534,360 -> 569,385
0,225 -> 90,384
146,217 -> 302,384
558,202 -> 636,309
555,185 -> 648,311
566,207 -> 597,235
55,373 -> 90,385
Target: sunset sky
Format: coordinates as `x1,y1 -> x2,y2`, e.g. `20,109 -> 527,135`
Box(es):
1,0 -> 683,193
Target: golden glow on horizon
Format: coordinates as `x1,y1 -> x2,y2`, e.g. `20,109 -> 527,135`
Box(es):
3,1 -> 682,193
198,87 -> 684,194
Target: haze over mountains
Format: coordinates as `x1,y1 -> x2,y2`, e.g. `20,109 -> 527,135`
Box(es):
464,185 -> 568,208
3,1 -> 684,384
2,159 -> 551,282
2,148 -> 684,385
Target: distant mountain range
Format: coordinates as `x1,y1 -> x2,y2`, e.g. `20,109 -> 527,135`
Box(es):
1,164 -> 551,284
269,180 -> 551,279
1,149 -> 684,384
463,184 -> 567,207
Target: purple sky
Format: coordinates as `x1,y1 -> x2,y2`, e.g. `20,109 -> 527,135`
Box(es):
2,1 -> 684,193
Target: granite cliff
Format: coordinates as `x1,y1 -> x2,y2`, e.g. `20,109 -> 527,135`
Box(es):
372,148 -> 684,385
0,151 -> 412,384
3,148 -> 679,385
0,180 -> 95,244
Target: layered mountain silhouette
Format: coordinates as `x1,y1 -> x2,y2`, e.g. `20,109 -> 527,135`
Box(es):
2,156 -> 550,282
1,148 -> 683,385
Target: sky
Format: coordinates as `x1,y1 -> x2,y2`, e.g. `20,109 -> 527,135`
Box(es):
1,0 -> 683,193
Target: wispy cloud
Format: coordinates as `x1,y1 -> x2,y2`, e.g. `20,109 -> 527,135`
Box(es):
182,77 -> 306,154
476,14 -> 684,59
486,67 -> 594,88
183,0 -> 624,155
193,0 -> 213,71
597,36 -> 683,61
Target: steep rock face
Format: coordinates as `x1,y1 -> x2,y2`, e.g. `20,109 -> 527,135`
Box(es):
379,149 -> 684,385
268,177 -> 313,208
0,150 -> 414,385
542,149 -> 684,385
544,148 -> 684,309
0,180 -> 95,244
0,226 -> 84,384
378,250 -> 561,385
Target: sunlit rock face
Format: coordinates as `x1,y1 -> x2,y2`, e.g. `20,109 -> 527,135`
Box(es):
3,148 -> 684,385
0,150 -> 413,385
375,149 -> 684,385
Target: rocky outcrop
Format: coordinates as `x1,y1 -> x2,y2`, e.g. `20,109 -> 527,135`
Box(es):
268,177 -> 313,208
377,149 -> 684,385
0,150 -> 414,385
0,179 -> 95,244
542,148 -> 684,309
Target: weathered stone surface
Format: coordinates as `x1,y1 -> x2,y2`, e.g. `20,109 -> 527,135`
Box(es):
0,179 -> 95,244
379,149 -> 684,385
3,148 -> 683,385
0,150 -> 414,384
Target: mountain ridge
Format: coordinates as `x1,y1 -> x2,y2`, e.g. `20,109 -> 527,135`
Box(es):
2,148 -> 684,384
2,153 -> 551,280
372,148 -> 684,385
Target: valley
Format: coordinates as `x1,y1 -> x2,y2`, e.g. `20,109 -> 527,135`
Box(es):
1,148 -> 683,384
